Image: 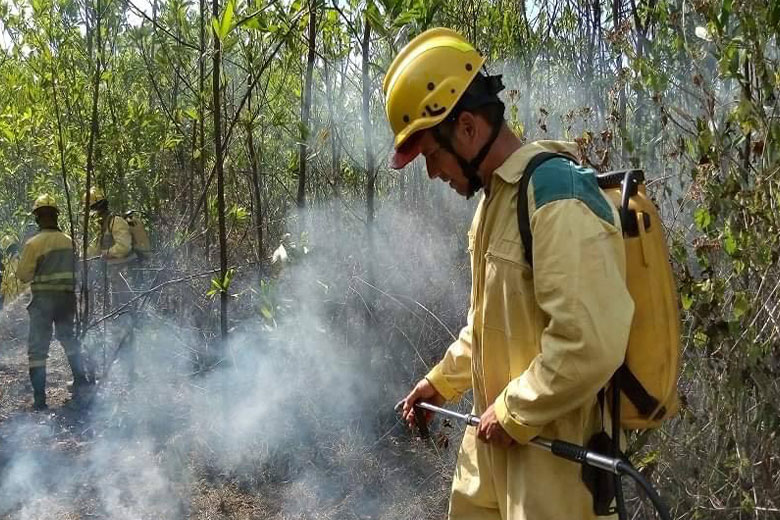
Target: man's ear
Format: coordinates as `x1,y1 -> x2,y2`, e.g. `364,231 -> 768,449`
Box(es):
456,111 -> 478,142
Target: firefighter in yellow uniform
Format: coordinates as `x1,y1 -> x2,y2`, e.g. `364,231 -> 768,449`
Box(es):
17,194 -> 90,410
389,29 -> 635,518
86,187 -> 139,380
85,187 -> 137,306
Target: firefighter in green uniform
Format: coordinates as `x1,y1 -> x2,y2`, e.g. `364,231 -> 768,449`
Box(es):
17,194 -> 90,410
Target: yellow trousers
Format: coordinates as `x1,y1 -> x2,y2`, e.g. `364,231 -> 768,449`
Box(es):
448,426 -> 614,520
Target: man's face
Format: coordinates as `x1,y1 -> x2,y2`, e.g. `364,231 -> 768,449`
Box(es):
418,130 -> 472,197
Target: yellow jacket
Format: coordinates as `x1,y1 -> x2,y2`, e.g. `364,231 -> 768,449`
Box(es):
426,141 -> 634,519
88,214 -> 136,265
17,229 -> 76,292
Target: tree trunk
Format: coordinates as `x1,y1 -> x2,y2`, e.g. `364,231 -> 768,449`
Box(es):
324,59 -> 340,196
297,1 -> 316,209
246,92 -> 264,262
629,0 -> 651,161
614,0 -> 627,161
81,0 -> 102,334
50,57 -> 79,327
212,0 -> 228,340
361,19 -> 375,224
742,57 -> 752,181
200,0 -> 209,260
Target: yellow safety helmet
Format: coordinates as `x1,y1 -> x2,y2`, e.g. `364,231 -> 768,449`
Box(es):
383,28 -> 485,169
31,193 -> 58,213
84,186 -> 106,207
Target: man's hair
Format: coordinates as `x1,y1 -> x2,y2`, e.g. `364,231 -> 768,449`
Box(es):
437,103 -> 505,140
34,207 -> 59,228
91,199 -> 109,213
436,73 -> 505,140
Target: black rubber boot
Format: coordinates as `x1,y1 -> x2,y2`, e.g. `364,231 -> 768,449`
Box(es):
29,367 -> 47,411
67,354 -> 91,390
67,354 -> 95,407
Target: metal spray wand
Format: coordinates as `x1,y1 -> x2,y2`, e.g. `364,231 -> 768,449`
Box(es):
394,400 -> 671,520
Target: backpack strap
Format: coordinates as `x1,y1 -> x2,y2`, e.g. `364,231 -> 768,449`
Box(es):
616,364 -> 664,419
516,152 -> 579,268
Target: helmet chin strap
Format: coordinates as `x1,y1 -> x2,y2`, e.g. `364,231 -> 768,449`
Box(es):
433,110 -> 503,199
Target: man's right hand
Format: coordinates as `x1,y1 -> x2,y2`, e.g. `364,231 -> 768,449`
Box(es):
401,378 -> 444,430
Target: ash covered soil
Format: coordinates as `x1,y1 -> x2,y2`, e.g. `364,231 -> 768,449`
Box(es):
0,293 -> 454,520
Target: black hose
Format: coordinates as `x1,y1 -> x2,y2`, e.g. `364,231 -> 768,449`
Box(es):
549,439 -> 671,520
616,461 -> 672,520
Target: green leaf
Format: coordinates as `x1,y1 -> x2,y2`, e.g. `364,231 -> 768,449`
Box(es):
219,0 -> 235,39
719,0 -> 733,32
223,268 -> 235,290
694,207 -> 712,231
206,277 -> 222,298
243,16 -> 262,30
723,226 -> 737,255
733,292 -> 749,320
636,450 -> 659,469
0,124 -> 13,142
206,268 -> 236,297
228,203 -> 249,223
365,3 -> 385,34
681,292 -> 693,310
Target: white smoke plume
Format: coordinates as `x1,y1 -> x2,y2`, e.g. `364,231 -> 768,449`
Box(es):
0,193 -> 473,519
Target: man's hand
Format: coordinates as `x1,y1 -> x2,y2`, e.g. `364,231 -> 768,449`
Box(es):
476,403 -> 514,447
401,378 -> 444,430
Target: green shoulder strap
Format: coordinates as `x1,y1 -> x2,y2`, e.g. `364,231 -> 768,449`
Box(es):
516,152 -> 578,268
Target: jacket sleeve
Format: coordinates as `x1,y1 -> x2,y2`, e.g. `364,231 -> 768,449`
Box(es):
425,308 -> 474,401
108,217 -> 132,258
494,198 -> 634,443
16,239 -> 38,284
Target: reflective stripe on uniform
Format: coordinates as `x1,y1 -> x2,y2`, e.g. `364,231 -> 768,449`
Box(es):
31,247 -> 75,293
34,272 -> 74,283
31,283 -> 74,292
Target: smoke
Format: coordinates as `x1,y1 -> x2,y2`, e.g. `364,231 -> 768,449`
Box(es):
0,194 -> 472,519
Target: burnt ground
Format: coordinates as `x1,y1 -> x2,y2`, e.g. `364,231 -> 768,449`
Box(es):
0,293 -> 453,520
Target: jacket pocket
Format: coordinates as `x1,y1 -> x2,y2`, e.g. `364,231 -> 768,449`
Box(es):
483,248 -> 538,352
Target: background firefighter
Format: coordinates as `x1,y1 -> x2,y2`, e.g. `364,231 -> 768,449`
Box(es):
86,186 -> 138,303
16,194 -> 90,410
85,186 -> 139,381
389,28 -> 635,519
